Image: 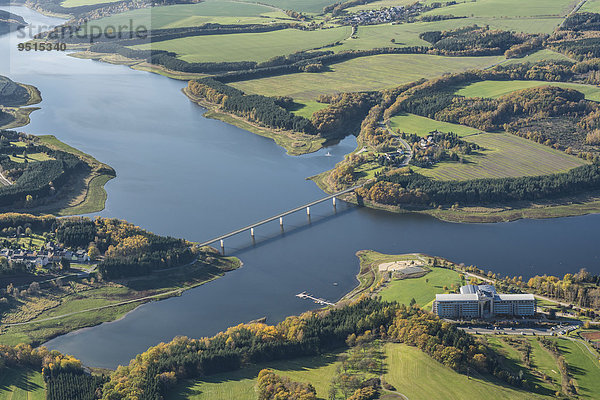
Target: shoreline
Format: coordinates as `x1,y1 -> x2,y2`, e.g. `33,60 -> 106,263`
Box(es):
183,86 -> 327,156
1,254 -> 242,347
311,165 -> 600,224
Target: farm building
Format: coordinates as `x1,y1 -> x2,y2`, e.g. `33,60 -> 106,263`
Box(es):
432,284 -> 535,319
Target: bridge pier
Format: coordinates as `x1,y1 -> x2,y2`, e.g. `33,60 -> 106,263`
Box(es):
220,239 -> 224,254
306,206 -> 310,216
251,227 -> 255,237
279,217 -> 283,227
332,197 -> 336,207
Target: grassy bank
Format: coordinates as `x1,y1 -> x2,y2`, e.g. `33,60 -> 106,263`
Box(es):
36,135 -> 116,216
0,255 -> 241,346
183,87 -> 326,156
344,250 -> 462,310
0,367 -> 45,400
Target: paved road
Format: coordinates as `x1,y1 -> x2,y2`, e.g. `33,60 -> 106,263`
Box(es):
384,121 -> 413,166
0,171 -> 11,186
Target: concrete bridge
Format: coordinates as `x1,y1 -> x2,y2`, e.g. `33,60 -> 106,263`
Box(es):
198,184 -> 364,250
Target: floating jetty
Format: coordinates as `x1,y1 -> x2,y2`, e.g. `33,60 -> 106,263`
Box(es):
296,291 -> 335,306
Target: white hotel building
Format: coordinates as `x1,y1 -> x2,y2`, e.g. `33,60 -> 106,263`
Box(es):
433,285 -> 535,319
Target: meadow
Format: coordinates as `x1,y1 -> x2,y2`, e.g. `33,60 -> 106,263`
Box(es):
378,267 -> 462,309
248,0 -> 340,14
581,0 -> 600,12
232,53 -> 504,101
383,343 -> 547,400
414,132 -> 587,181
558,338 -> 600,398
501,49 -> 574,65
166,353 -> 341,400
165,341 -> 553,400
455,80 -> 600,102
132,27 -> 351,63
0,367 -> 45,400
86,0 -> 292,31
423,0 -> 574,18
389,112 -> 481,137
61,0 -> 120,7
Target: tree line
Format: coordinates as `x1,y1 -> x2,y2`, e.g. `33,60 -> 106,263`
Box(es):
357,163 -> 600,206
187,78 -> 316,134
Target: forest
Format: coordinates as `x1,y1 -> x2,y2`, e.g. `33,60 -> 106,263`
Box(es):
187,78 -> 316,134
0,131 -> 88,208
54,217 -> 197,279
420,25 -> 530,56
357,163 -> 600,206
0,75 -> 31,107
99,298 -> 522,399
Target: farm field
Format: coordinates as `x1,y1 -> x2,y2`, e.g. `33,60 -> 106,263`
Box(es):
389,112 -> 481,137
232,54 -> 503,101
383,343 -> 546,400
580,0 -> 600,12
422,0 -> 574,18
333,17 -> 561,54
251,0 -> 339,13
165,353 -> 341,400
378,267 -> 462,309
414,132 -> 587,181
131,27 -> 351,63
86,0 -> 291,30
61,0 -> 120,7
0,367 -> 45,400
455,80 -> 600,102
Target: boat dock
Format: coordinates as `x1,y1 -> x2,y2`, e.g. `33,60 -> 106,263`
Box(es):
296,291 -> 335,306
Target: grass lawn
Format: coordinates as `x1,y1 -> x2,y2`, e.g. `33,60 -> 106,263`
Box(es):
383,343 -> 546,399
86,0 -> 291,30
485,337 -> 557,396
131,27 -> 351,63
379,267 -> 462,309
165,352 -> 341,400
389,112 -> 481,137
8,152 -> 54,163
529,338 -> 562,390
0,367 -> 45,400
414,132 -> 587,181
455,80 -> 600,102
557,338 -> 600,398
233,53 -> 503,101
289,100 -> 329,119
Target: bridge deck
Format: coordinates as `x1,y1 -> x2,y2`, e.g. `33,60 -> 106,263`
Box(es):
198,184 -> 363,247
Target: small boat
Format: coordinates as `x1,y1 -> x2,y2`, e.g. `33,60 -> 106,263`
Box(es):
325,151 -> 332,156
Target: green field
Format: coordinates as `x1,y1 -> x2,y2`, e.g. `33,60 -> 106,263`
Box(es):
166,353 -> 341,400
87,0 -> 291,30
383,343 -> 545,400
455,80 -> 600,102
379,267 -> 462,309
289,100 -> 329,119
502,49 -> 574,65
581,0 -> 600,12
415,132 -> 587,181
390,112 -> 481,137
250,0 -> 339,13
332,18 -> 560,54
423,0 -> 574,18
558,339 -> 600,398
61,0 -> 120,7
0,367 -> 45,400
132,27 -> 351,63
233,53 -> 503,101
